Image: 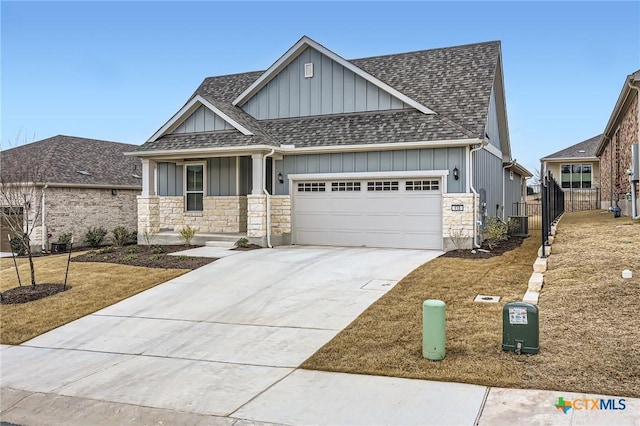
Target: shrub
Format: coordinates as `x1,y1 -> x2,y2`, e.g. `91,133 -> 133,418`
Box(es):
151,245 -> 165,254
506,218 -> 521,236
151,253 -> 162,261
112,226 -> 136,247
98,245 -> 115,254
179,225 -> 197,245
126,245 -> 138,254
483,217 -> 508,250
235,237 -> 250,248
57,232 -> 73,244
122,253 -> 137,262
9,235 -> 28,256
85,227 -> 108,247
142,227 -> 160,245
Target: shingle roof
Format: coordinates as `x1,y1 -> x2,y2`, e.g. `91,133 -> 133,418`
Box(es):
1,135 -> 143,187
137,40 -> 501,153
541,134 -> 602,160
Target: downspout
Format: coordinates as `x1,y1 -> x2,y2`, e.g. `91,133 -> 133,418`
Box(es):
41,184 -> 48,253
502,159 -> 516,221
627,79 -> 640,219
263,149 -> 275,248
469,140 -> 488,248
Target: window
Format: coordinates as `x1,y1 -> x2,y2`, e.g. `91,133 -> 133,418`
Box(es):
298,182 -> 325,192
367,181 -> 399,191
406,180 -> 439,191
331,182 -> 361,192
185,163 -> 205,211
561,164 -> 592,189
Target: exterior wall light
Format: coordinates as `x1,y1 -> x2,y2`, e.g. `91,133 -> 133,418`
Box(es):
277,172 -> 284,184
453,166 -> 459,180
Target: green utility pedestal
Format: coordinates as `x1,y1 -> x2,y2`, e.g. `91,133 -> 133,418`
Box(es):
422,299 -> 446,360
502,302 -> 539,354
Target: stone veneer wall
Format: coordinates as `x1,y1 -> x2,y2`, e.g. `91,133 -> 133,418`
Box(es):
600,92 -> 639,216
442,193 -> 477,250
270,196 -> 291,236
36,187 -> 139,248
247,195 -> 266,239
152,196 -> 247,234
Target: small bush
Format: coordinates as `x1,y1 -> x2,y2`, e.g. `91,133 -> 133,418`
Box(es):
235,237 -> 250,248
483,217 -> 508,250
9,235 -> 28,256
85,227 -> 108,247
142,227 -> 160,245
152,245 -> 165,254
98,245 -> 115,254
179,225 -> 197,245
151,253 -> 162,261
112,226 -> 136,247
506,218 -> 521,236
126,245 -> 138,254
122,253 -> 137,262
57,232 -> 73,244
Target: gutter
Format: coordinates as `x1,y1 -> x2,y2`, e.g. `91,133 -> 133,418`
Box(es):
263,149 -> 276,247
469,140 -> 488,248
502,159 -> 516,221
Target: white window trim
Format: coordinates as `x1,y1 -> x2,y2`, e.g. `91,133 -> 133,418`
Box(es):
560,163 -> 593,189
184,162 -> 207,211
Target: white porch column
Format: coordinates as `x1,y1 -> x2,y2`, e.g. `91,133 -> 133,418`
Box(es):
251,153 -> 264,194
141,158 -> 157,196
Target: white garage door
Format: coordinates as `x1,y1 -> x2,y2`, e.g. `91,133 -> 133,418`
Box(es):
292,178 -> 442,250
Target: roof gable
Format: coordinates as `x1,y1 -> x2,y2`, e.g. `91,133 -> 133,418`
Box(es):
232,36 -> 435,116
1,135 -> 142,187
171,104 -> 234,134
542,134 -> 602,161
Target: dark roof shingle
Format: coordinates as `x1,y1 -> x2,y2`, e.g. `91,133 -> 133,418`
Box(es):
541,134 -> 602,160
1,135 -> 143,187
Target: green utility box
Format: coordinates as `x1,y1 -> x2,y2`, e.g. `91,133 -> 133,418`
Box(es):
502,302 -> 539,354
422,299 -> 446,360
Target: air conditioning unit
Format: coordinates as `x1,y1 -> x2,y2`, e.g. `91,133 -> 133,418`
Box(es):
508,215 -> 529,237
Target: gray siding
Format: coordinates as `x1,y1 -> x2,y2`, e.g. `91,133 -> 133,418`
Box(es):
504,169 -> 523,216
157,162 -> 183,196
207,157 -> 236,196
485,85 -> 501,150
473,149 -> 503,218
274,148 -> 465,195
172,105 -> 233,134
242,47 -> 408,119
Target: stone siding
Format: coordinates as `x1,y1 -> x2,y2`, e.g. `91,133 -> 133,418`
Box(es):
247,195 -> 267,238
151,196 -> 247,235
39,187 -> 139,248
442,193 -> 477,250
270,195 -> 291,236
600,92 -> 639,216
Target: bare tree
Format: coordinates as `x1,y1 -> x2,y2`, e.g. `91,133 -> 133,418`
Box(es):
0,162 -> 46,287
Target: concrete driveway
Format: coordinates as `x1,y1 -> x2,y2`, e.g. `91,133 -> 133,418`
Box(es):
1,246 -> 454,423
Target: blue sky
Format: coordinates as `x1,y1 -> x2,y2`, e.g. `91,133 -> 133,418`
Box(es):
2,1 -> 639,176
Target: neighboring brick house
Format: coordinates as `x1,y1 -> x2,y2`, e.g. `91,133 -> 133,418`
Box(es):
597,70 -> 640,217
540,134 -> 602,211
0,135 -> 142,251
132,36 -> 531,250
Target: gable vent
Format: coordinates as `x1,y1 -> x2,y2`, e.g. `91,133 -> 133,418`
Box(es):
304,62 -> 313,78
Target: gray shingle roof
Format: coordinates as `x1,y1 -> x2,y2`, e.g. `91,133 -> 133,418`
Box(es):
541,134 -> 602,160
1,135 -> 143,187
137,40 -> 500,153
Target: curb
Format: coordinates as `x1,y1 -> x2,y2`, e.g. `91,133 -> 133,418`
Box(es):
522,214 -> 563,304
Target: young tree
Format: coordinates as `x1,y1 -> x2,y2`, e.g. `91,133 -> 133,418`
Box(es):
0,162 -> 46,287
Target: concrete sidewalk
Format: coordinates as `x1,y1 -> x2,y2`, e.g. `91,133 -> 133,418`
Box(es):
2,246 -> 638,425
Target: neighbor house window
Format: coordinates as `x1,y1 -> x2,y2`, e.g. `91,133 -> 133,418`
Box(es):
185,163 -> 205,211
561,164 -> 592,189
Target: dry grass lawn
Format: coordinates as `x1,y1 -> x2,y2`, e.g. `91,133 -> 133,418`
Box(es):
303,210 -> 640,398
0,253 -> 188,344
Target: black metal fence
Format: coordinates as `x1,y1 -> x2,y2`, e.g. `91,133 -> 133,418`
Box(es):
563,188 -> 600,212
541,171 -> 565,254
511,202 -> 541,230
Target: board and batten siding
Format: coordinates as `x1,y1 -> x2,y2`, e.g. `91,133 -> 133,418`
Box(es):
504,169 -> 524,216
485,85 -> 501,151
473,148 -> 503,218
157,157 -> 251,196
242,47 -> 409,119
172,105 -> 233,134
273,148 -> 465,195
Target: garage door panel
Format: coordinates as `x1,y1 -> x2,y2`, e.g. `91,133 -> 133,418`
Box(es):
293,178 -> 443,250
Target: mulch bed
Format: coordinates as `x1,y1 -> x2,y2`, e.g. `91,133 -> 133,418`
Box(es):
442,235 -> 527,259
231,244 -> 262,251
1,283 -> 68,304
72,245 -> 217,269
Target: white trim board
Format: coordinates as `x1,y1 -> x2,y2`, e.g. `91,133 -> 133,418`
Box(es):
232,36 -> 436,116
148,95 -> 253,142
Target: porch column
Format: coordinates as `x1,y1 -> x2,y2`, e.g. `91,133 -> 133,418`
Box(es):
251,153 -> 264,194
141,158 -> 157,196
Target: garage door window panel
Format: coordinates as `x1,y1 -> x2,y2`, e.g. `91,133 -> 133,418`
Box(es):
367,181 -> 399,191
406,180 -> 440,191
